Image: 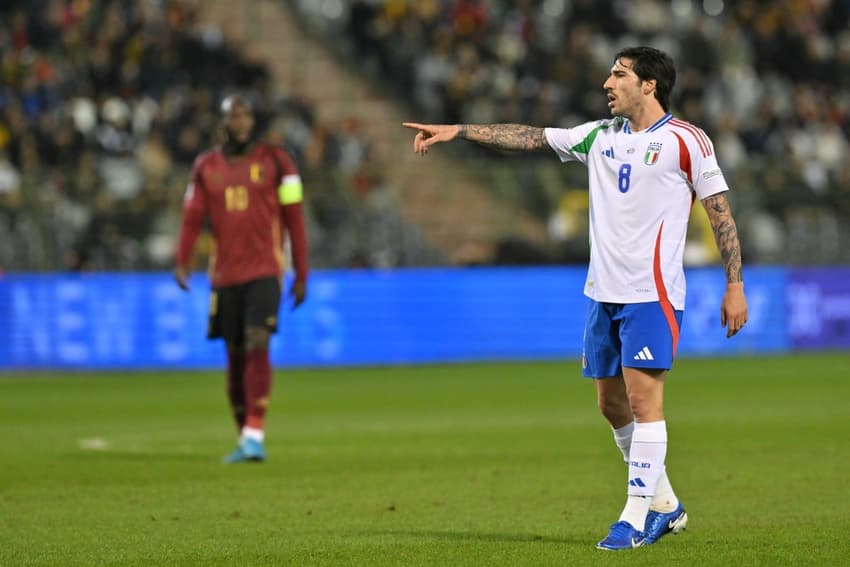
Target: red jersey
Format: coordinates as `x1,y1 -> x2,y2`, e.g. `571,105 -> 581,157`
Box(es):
176,143 -> 308,288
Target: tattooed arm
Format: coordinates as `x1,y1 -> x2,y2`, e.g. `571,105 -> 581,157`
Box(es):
457,124 -> 548,151
702,192 -> 743,283
701,191 -> 748,337
402,122 -> 548,155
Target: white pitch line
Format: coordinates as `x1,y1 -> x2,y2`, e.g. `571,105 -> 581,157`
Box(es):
78,437 -> 111,451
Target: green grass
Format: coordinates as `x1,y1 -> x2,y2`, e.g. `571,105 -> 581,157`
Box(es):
1,353 -> 849,566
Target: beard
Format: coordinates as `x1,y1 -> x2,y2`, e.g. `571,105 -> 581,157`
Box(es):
222,130 -> 255,156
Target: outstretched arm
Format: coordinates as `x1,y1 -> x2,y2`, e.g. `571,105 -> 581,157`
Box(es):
402,122 -> 548,155
701,191 -> 748,338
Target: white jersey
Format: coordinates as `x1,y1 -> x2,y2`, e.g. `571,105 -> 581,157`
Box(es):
545,113 -> 729,310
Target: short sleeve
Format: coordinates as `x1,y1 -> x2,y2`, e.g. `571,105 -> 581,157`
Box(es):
545,120 -> 611,164
685,132 -> 730,199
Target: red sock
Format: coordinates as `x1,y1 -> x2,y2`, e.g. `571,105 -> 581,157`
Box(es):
226,350 -> 246,432
244,348 -> 272,431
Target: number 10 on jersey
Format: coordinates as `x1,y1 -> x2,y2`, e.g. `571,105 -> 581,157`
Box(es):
225,185 -> 249,211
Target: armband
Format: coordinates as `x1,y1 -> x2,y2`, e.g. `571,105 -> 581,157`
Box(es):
278,174 -> 303,205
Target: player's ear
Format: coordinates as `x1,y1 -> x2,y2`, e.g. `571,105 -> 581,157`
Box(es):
642,79 -> 656,96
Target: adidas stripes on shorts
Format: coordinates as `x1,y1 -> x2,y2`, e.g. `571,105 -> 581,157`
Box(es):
582,299 -> 683,378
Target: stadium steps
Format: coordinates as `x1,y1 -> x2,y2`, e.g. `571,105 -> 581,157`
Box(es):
200,0 -> 547,264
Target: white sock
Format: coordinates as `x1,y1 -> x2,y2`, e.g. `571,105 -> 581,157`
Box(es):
651,472 -> 679,513
612,422 -> 634,464
619,495 -> 652,528
612,421 -> 678,512
619,420 -> 667,528
241,426 -> 264,442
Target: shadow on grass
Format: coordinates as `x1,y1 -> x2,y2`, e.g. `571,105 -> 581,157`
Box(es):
351,529 -> 580,545
61,450 -> 216,463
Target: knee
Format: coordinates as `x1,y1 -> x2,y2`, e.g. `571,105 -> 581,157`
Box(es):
627,390 -> 662,422
626,392 -> 647,420
598,393 -> 631,425
245,327 -> 270,351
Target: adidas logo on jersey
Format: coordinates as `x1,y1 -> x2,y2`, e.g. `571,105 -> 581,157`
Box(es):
634,347 -> 655,361
601,146 -> 615,158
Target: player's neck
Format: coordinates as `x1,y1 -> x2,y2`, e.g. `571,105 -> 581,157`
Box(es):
626,104 -> 667,133
222,139 -> 255,158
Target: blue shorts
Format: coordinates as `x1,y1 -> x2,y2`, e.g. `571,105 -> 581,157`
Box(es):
582,300 -> 683,378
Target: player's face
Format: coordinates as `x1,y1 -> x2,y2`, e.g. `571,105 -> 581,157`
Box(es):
226,103 -> 255,144
603,58 -> 647,118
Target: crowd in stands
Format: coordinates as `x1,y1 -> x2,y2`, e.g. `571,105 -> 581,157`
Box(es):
4,0 -> 850,272
0,0 -> 440,273
291,0 -> 850,265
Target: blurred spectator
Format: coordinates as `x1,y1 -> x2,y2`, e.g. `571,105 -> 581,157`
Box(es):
96,97 -> 143,200
0,149 -> 20,195
0,0 -> 438,272
288,0 -> 850,265
5,0 -> 850,269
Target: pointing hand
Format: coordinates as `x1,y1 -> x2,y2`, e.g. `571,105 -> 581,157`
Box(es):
402,123 -> 461,156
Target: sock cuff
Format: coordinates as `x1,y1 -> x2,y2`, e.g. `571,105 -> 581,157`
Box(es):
613,421 -> 635,436
612,421 -> 635,444
633,420 -> 667,442
241,426 -> 264,441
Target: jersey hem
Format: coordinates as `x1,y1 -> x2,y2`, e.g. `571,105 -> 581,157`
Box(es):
583,292 -> 685,311
213,269 -> 286,289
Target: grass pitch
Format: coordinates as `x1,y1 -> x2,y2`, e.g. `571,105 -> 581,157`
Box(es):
1,353 -> 848,566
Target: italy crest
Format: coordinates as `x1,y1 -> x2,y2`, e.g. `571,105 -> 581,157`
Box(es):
644,142 -> 662,165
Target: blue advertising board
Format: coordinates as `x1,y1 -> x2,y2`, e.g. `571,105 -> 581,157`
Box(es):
0,266 -> 838,370
788,268 -> 850,350
0,268 -> 587,369
676,266 -> 789,355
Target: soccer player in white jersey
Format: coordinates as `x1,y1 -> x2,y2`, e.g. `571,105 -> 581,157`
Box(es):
403,46 -> 748,550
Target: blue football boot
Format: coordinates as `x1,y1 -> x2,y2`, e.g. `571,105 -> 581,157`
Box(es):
596,521 -> 647,550
222,444 -> 245,463
643,502 -> 688,544
222,438 -> 266,463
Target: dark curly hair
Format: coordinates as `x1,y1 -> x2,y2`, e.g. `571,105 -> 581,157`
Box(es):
614,46 -> 677,112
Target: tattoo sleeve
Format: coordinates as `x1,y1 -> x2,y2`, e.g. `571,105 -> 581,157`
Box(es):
457,124 -> 548,151
701,192 -> 744,284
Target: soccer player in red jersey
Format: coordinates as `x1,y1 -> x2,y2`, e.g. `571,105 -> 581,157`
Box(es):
174,95 -> 308,463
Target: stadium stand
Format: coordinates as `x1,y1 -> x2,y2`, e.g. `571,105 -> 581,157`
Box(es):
2,0 -> 849,271
0,0 -> 444,272
287,0 -> 850,265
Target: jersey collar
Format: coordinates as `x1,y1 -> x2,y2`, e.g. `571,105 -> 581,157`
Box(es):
623,113 -> 673,134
